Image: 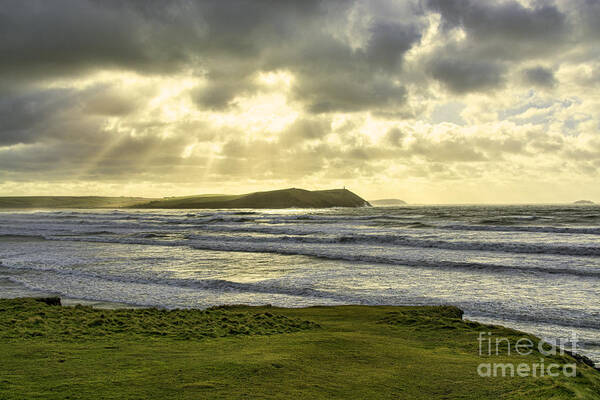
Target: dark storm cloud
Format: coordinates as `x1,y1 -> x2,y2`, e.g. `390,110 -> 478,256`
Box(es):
0,88 -> 75,145
296,73 -> 408,114
426,0 -> 567,51
192,81 -> 251,110
190,67 -> 260,110
420,0 -> 573,93
522,66 -> 557,88
366,21 -> 422,71
286,19 -> 420,113
576,0 -> 600,36
428,58 -> 506,93
0,1 -> 194,80
0,1 -> 260,76
0,83 -> 151,146
0,0 -> 585,104
0,0 -> 423,114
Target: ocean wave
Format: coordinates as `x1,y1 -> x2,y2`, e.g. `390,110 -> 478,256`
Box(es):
0,263 -> 342,300
36,234 -> 600,277
184,241 -> 600,278
6,217 -> 600,258
328,235 -> 600,257
441,224 -> 600,235
0,234 -> 47,240
189,228 -> 600,257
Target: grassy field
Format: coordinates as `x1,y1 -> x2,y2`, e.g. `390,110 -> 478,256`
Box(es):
0,298 -> 599,399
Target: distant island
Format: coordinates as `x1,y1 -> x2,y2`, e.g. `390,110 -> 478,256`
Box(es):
370,199 -> 407,206
0,188 -> 371,209
574,200 -> 595,205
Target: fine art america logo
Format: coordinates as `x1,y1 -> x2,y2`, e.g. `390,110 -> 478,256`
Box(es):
477,331 -> 578,378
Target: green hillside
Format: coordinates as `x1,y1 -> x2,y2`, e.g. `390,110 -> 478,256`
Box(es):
0,189 -> 370,209
133,188 -> 371,209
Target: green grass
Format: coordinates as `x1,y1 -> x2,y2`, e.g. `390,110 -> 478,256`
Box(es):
0,298 -> 319,341
1,298 -> 599,399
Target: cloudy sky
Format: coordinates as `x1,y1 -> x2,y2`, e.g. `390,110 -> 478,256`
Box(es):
1,0 -> 599,203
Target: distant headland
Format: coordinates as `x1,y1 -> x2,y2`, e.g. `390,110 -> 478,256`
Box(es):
0,188 -> 371,209
134,188 -> 370,209
573,200 -> 595,205
370,199 -> 407,206
0,196 -> 152,209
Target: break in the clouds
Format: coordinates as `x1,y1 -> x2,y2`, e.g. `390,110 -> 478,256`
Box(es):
0,0 -> 599,203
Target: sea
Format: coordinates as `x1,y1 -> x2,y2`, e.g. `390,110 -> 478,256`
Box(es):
0,205 -> 599,364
